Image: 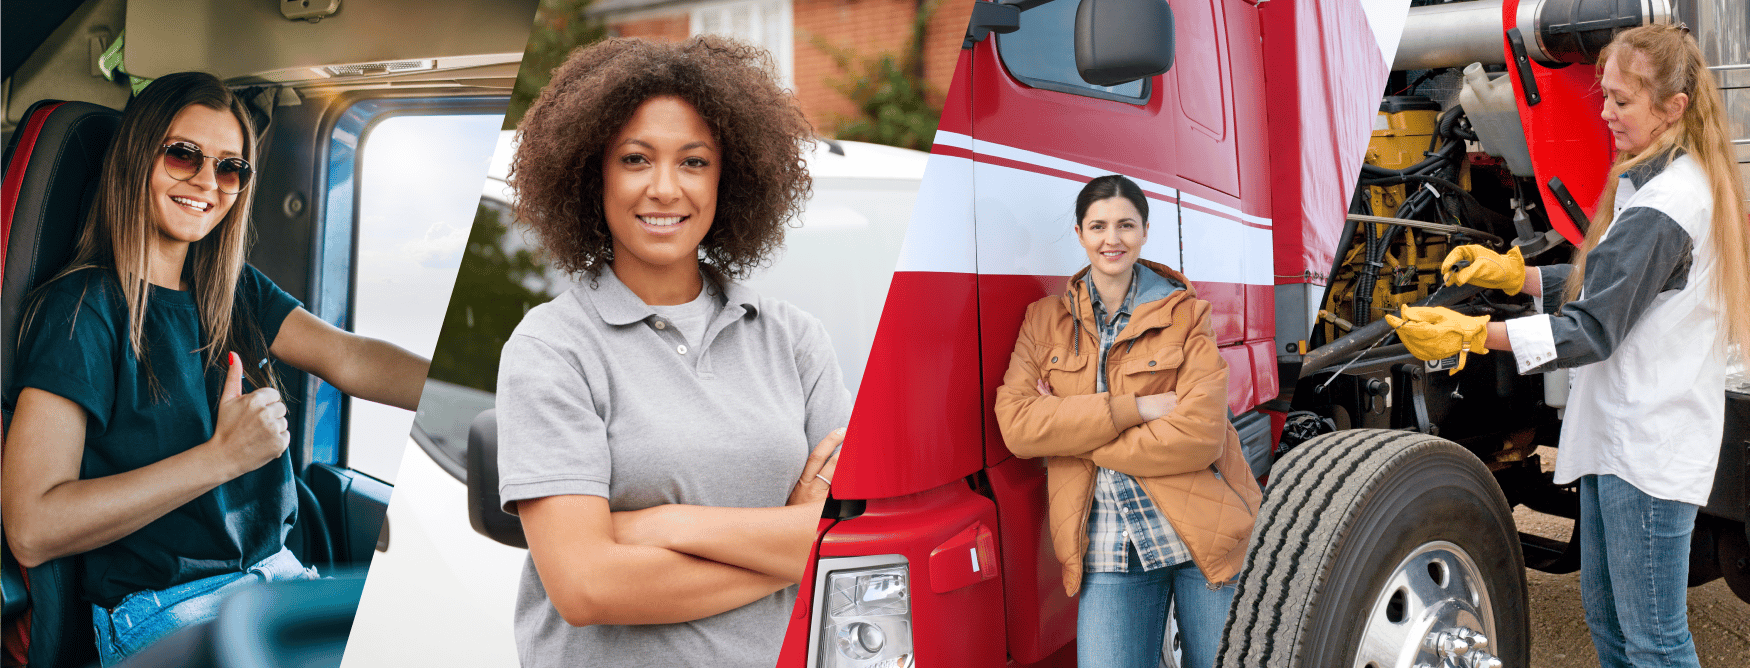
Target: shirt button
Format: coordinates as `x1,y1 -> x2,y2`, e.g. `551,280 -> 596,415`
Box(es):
677,344 -> 688,355
654,320 -> 667,330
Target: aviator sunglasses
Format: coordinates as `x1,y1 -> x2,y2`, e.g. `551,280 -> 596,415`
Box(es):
159,141 -> 254,194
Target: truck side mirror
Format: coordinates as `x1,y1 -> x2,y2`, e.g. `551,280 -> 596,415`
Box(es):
1074,0 -> 1175,86
467,409 -> 528,549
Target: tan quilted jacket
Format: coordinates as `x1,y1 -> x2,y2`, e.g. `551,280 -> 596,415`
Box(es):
993,260 -> 1262,596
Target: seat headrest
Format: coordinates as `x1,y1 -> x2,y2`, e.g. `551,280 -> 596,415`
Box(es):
1,100 -> 122,406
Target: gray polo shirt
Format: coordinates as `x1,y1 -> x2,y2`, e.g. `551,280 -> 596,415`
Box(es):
496,268 -> 853,668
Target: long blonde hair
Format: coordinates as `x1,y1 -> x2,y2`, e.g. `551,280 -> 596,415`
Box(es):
31,72 -> 276,392
1566,24 -> 1750,354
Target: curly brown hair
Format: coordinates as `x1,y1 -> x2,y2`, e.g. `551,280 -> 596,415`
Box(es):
510,36 -> 814,280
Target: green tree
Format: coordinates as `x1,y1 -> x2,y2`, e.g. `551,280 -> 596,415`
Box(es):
428,203 -> 558,392
813,0 -> 942,151
506,0 -> 608,128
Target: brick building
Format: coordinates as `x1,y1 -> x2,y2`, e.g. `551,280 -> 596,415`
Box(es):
588,0 -> 974,136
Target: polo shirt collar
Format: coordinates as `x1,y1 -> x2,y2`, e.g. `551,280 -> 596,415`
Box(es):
720,279 -> 762,319
585,266 -> 760,325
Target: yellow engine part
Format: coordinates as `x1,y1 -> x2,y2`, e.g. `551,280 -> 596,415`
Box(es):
1367,105 -> 1438,215
1323,103 -> 1464,343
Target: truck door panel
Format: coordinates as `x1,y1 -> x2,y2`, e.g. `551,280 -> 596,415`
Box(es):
1191,280 -> 1247,346
1219,345 -> 1254,416
832,155 -> 987,500
987,454 -> 1076,664
1171,0 -> 1241,197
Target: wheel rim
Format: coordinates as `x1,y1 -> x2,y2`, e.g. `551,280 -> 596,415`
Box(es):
1352,541 -> 1503,668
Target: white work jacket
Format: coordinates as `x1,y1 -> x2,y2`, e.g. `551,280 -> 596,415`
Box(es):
1504,152 -> 1727,505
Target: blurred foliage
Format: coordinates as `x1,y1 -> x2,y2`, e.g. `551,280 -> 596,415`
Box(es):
812,0 -> 941,151
506,0 -> 608,128
432,0 -> 600,392
428,203 -> 559,392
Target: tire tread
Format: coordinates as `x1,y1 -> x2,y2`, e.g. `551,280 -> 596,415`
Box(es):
1217,429 -> 1488,667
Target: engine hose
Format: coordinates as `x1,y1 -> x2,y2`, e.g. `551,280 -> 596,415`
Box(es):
1363,172 -> 1464,192
1353,190 -> 1435,328
1437,104 -> 1462,140
1359,146 -> 1456,178
1353,168 -> 1440,328
1434,104 -> 1478,143
1361,139 -> 1463,177
1354,216 -> 1381,327
1329,188 -> 1369,293
1351,125 -> 1467,330
1358,173 -> 1487,217
1431,105 -> 1460,152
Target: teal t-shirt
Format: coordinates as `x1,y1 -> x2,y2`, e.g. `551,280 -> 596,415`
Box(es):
10,264 -> 301,608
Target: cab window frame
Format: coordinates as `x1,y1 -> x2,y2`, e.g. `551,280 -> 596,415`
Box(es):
305,93 -> 510,473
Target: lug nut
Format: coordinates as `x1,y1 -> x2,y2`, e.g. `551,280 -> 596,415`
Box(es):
1424,630 -> 1472,655
1468,651 -> 1503,668
1454,628 -> 1490,650
1423,631 -> 1443,651
1442,634 -> 1473,656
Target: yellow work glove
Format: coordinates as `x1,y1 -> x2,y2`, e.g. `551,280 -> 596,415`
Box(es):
1441,245 -> 1525,295
1384,306 -> 1490,373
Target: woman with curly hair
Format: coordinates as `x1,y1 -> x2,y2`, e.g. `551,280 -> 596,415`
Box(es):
493,37 -> 851,667
3,72 -> 427,665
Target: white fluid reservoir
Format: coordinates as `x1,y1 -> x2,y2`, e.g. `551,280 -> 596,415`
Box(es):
1459,62 -> 1536,177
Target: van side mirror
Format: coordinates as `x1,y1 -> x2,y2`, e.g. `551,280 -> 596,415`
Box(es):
1074,0 -> 1175,86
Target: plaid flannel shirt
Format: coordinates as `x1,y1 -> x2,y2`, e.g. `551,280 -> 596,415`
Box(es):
1082,267 -> 1193,572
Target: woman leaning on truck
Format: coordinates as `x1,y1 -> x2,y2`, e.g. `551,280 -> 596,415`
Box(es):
994,175 -> 1261,668
493,37 -> 851,668
1389,24 -> 1750,668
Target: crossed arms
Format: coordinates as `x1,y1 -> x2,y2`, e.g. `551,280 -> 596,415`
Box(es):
994,299 -> 1230,478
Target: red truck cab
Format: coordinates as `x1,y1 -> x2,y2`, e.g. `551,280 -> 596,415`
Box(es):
780,2 -> 1400,666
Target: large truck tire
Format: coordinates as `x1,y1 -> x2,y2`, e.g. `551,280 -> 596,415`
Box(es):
1216,429 -> 1528,668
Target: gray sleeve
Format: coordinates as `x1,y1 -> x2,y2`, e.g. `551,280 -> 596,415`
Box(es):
495,333 -> 611,513
793,314 -> 854,449
1537,263 -> 1573,307
1530,206 -> 1693,372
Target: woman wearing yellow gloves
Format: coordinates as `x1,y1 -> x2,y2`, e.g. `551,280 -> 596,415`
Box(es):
1389,25 -> 1748,668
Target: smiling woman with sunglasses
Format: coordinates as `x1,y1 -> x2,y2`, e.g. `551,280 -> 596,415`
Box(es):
2,72 -> 429,665
160,139 -> 255,194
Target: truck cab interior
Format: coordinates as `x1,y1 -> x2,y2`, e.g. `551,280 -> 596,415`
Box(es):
1,1 -> 534,665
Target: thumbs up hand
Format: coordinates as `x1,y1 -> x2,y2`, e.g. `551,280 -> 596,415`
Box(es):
209,352 -> 290,476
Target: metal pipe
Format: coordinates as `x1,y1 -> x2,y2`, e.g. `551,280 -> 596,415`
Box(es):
1394,0 -> 1673,72
1394,0 -> 1509,72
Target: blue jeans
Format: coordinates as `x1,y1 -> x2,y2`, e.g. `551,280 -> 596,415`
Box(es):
1077,545 -> 1233,668
93,547 -> 317,666
1578,474 -> 1702,668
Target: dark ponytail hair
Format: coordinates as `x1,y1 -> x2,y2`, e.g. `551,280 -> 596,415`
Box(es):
1074,174 -> 1148,228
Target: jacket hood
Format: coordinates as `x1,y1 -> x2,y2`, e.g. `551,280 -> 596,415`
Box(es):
1061,259 -> 1196,350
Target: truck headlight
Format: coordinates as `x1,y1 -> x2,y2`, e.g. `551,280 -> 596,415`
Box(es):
811,556 -> 914,668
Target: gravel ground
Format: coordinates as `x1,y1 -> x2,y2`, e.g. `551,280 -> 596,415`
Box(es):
1516,447 -> 1750,667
